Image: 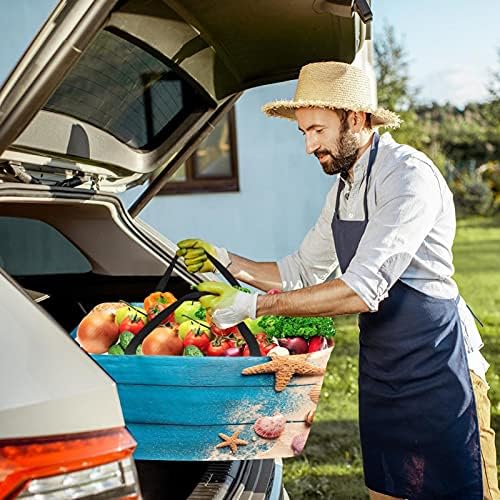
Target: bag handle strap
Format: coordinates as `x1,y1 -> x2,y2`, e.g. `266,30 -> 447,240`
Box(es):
125,252 -> 261,355
155,254 -> 178,292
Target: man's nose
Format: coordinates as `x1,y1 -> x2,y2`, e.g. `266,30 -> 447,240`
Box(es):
305,134 -> 319,155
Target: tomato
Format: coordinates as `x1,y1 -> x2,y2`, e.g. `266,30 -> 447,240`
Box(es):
118,315 -> 146,335
183,330 -> 211,352
211,324 -> 239,337
255,333 -> 269,344
242,339 -> 275,356
144,291 -> 176,320
206,338 -> 235,356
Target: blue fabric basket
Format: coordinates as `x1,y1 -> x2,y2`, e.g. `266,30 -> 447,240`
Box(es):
91,349 -> 331,461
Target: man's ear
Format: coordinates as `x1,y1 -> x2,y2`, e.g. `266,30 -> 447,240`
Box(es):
348,111 -> 367,133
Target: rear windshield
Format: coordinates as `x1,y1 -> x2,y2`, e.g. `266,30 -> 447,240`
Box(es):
44,29 -> 210,150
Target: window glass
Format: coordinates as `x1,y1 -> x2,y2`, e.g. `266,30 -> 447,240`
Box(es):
0,217 -> 91,275
168,164 -> 187,183
160,110 -> 239,193
192,117 -> 232,178
44,29 -> 209,149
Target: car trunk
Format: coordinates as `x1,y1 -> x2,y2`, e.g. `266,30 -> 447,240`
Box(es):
0,184 -> 283,498
0,185 -> 194,327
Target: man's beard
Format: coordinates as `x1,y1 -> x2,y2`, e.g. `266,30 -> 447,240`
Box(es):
315,122 -> 360,176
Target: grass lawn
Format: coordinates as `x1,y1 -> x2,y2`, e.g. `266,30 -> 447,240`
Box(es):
283,215 -> 500,499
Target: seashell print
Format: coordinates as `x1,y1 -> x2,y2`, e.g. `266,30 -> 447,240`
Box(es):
291,433 -> 308,455
305,409 -> 315,426
309,383 -> 322,403
253,413 -> 287,439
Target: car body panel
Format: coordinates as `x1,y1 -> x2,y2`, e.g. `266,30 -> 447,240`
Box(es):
0,268 -> 124,438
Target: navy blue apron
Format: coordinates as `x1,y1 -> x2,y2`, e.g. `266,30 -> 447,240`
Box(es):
331,133 -> 482,499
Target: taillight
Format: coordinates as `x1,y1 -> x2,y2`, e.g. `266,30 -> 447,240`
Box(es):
0,427 -> 140,499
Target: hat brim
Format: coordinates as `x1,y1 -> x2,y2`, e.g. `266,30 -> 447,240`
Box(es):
262,99 -> 401,129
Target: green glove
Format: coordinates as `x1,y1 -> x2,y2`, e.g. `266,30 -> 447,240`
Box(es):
196,281 -> 258,329
176,239 -> 231,274
176,239 -> 217,273
196,281 -> 237,310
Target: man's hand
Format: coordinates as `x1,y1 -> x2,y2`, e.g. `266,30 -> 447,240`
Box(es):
176,239 -> 231,273
196,281 -> 257,329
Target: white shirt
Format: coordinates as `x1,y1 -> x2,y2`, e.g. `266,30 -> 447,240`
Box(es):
277,133 -> 488,380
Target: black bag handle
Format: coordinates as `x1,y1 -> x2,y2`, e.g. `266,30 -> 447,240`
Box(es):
125,253 -> 261,355
155,253 -> 178,292
206,252 -> 240,286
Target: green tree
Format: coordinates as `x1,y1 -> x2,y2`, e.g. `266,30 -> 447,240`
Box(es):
487,48 -> 500,102
483,48 -> 500,158
374,24 -> 416,111
374,24 -> 440,168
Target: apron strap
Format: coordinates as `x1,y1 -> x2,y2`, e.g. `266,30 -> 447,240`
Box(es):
466,303 -> 484,328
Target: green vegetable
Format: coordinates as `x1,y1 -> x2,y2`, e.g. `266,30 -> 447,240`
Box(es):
183,345 -> 204,357
108,344 -> 125,355
119,331 -> 135,350
257,316 -> 335,341
175,301 -> 204,324
234,285 -> 252,294
194,306 -> 207,321
136,344 -> 143,355
244,317 -> 264,334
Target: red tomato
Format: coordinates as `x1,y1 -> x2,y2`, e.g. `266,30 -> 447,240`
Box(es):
255,333 -> 269,344
183,330 -> 211,352
206,338 -> 235,356
242,339 -> 275,356
118,316 -> 145,335
211,324 -> 239,337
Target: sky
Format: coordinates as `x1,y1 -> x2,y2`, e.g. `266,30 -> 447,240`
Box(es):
0,1 -> 498,109
372,0 -> 500,107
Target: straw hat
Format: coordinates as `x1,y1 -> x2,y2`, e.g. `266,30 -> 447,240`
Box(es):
262,61 -> 401,129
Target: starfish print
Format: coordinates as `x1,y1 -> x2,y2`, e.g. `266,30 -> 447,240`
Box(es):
241,354 -> 325,392
215,430 -> 249,454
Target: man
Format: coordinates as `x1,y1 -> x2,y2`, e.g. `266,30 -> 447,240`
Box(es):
176,62 -> 498,500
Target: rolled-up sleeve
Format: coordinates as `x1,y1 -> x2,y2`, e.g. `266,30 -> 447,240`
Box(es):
278,184 -> 340,290
340,158 -> 443,311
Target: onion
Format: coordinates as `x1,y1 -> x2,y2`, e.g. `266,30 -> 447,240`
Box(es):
91,302 -> 123,315
224,347 -> 242,357
267,346 -> 290,357
278,337 -> 309,355
142,326 -> 183,356
77,311 -> 120,354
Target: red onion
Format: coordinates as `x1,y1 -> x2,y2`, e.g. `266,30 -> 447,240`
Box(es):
224,346 -> 242,357
278,337 -> 309,355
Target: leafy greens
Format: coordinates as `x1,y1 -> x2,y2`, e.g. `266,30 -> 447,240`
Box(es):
257,315 -> 335,341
